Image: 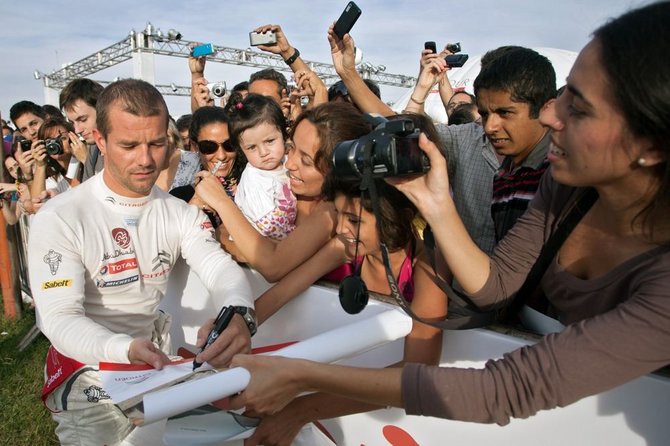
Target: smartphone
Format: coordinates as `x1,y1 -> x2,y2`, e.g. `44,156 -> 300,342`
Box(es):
334,1 -> 362,39
445,54 -> 469,68
19,139 -> 32,151
191,43 -> 215,58
249,31 -> 277,46
424,41 -> 437,54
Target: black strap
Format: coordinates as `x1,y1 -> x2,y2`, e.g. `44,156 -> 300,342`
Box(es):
389,187 -> 597,331
507,187 -> 598,315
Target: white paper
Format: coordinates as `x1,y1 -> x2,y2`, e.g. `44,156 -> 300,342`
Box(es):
142,309 -> 411,424
99,359 -> 214,410
144,367 -> 251,424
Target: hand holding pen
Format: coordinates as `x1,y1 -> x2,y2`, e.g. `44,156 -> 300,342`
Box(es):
193,305 -> 236,370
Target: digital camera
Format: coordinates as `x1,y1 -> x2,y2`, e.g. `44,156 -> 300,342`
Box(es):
207,82 -> 227,98
45,138 -> 64,155
446,42 -> 461,53
332,116 -> 430,179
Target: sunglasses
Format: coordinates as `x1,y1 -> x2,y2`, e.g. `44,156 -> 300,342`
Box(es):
197,139 -> 235,155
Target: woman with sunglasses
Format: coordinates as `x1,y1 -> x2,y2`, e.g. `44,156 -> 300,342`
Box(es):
195,102 -> 370,282
171,106 -> 246,227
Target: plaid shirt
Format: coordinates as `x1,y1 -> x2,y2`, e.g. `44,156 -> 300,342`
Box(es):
435,123 -> 500,254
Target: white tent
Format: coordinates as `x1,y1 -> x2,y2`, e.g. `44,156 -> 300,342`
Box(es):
391,47 -> 578,124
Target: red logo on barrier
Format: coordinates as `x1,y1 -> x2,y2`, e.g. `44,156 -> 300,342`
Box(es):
112,228 -> 131,249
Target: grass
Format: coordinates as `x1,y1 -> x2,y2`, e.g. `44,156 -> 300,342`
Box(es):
0,308 -> 58,446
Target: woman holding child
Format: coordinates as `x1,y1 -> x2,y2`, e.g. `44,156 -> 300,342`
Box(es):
195,101 -> 370,282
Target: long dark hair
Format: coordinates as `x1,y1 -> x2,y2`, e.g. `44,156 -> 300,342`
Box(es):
290,102 -> 371,177
593,2 -> 670,234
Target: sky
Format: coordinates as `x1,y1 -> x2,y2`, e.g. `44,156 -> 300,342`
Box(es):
0,0 -> 652,125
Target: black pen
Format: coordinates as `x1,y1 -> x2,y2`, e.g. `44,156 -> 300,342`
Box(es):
193,305 -> 235,370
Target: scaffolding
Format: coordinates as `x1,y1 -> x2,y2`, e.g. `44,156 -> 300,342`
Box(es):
35,23 -> 416,102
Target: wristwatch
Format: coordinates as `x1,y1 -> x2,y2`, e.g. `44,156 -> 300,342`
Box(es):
233,306 -> 257,336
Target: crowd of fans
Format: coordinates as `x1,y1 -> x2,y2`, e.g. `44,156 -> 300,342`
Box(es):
2,2 -> 670,444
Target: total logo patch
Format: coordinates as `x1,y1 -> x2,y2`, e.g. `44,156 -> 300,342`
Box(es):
42,279 -> 73,290
112,228 -> 131,249
104,258 -> 138,275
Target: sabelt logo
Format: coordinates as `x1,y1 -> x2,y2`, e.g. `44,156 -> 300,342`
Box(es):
107,258 -> 138,274
42,279 -> 73,290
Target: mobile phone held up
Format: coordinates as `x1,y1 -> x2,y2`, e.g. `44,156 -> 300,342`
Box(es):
334,1 -> 362,39
191,43 -> 215,58
249,31 -> 277,46
445,54 -> 469,68
424,41 -> 437,54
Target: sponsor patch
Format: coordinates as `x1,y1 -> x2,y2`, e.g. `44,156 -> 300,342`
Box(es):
42,279 -> 73,290
43,249 -> 63,275
112,228 -> 131,249
96,275 -> 139,288
106,258 -> 138,275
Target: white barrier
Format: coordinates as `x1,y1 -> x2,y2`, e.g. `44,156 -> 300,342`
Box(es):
161,259 -> 670,446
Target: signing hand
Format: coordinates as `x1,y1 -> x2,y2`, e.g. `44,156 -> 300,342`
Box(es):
194,314 -> 251,368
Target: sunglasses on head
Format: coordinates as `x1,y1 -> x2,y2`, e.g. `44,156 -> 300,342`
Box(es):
197,139 -> 235,155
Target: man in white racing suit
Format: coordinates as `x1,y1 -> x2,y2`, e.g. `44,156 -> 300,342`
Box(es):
28,79 -> 255,445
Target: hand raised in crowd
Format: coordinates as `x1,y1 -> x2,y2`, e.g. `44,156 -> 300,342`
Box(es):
192,78 -> 214,108
30,141 -> 48,169
68,131 -> 88,164
279,88 -> 292,120
293,70 -> 328,107
252,24 -> 294,61
417,49 -> 448,89
188,44 -> 207,76
327,23 -> 357,76
15,144 -> 36,178
194,314 -> 251,368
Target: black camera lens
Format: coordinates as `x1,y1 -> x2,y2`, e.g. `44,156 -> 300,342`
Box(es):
45,138 -> 64,155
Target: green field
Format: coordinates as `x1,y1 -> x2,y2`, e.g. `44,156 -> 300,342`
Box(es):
0,310 -> 58,446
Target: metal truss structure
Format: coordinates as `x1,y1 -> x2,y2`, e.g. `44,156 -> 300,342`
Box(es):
36,23 -> 416,97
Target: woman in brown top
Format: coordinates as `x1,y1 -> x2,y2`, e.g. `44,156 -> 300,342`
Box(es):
225,1 -> 670,429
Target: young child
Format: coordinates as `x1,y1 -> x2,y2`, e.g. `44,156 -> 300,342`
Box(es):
228,93 -> 297,240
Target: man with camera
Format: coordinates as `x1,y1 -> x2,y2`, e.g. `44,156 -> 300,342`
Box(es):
28,79 -> 255,445
59,78 -> 106,181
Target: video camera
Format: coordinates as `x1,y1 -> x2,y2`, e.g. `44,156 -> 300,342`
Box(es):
332,115 -> 430,179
